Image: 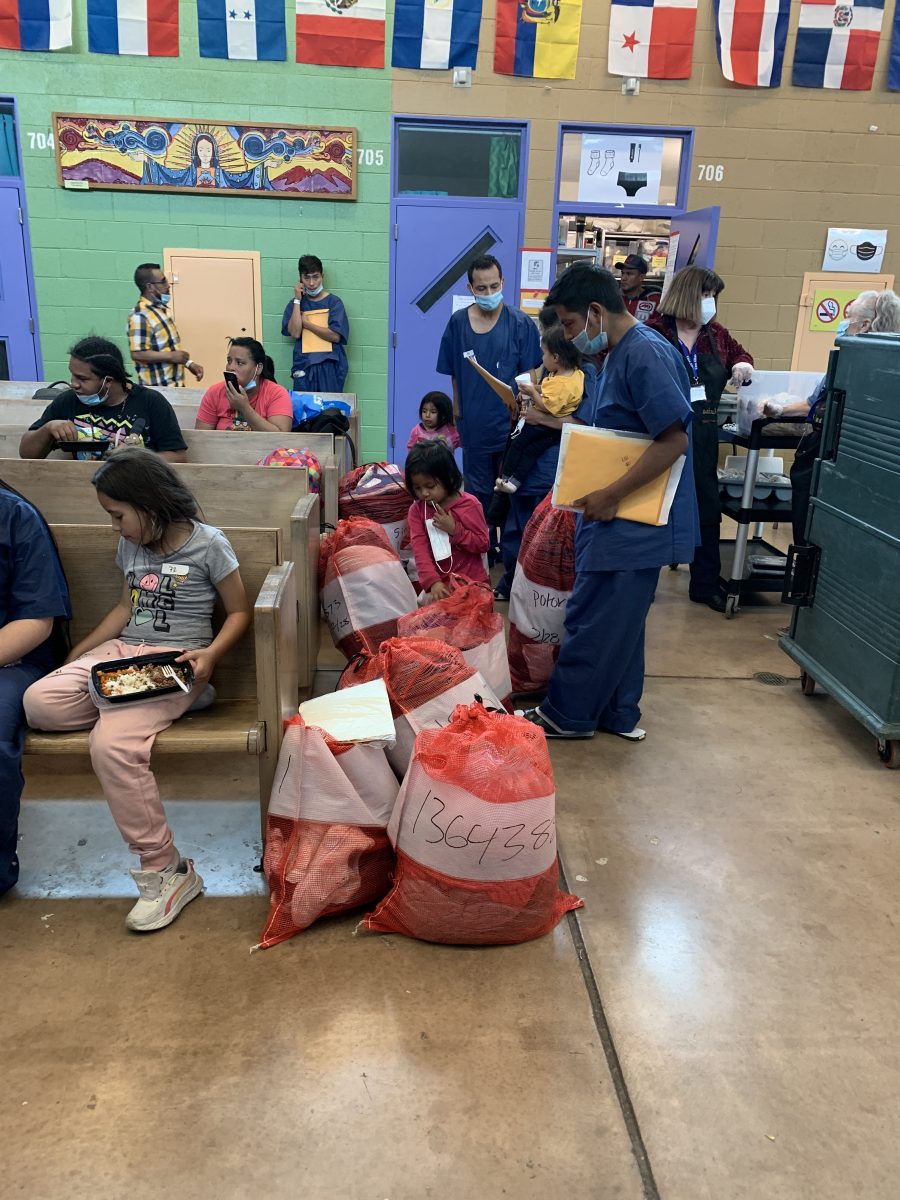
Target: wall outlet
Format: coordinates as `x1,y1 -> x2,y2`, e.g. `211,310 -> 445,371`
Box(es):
452,66 -> 473,88
622,76 -> 640,95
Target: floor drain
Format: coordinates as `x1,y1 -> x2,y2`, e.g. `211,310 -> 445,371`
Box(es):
753,671 -> 789,686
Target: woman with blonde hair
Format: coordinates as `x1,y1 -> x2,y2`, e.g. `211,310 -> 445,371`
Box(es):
646,267 -> 753,611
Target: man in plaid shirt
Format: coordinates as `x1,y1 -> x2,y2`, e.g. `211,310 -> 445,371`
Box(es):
127,263 -> 205,388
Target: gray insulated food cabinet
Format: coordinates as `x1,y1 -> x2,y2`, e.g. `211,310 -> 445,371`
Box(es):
780,333 -> 900,768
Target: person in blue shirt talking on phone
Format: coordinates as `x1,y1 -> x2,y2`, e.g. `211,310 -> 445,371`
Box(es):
520,265 -> 698,742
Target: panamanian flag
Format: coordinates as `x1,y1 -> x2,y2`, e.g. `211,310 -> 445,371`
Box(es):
608,0 -> 698,78
198,0 -> 286,60
0,0 -> 72,49
88,0 -> 179,55
713,0 -> 789,86
792,0 -> 884,89
392,0 -> 482,70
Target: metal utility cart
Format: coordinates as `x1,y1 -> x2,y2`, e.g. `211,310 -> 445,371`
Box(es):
718,415 -> 805,618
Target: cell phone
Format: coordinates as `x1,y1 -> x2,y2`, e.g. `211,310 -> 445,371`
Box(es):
223,371 -> 239,389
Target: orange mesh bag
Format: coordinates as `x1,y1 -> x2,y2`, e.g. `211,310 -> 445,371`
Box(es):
259,716 -> 399,948
339,636 -> 502,777
507,495 -> 577,695
319,518 -> 417,658
396,581 -> 511,702
363,702 -> 583,944
338,462 -> 413,558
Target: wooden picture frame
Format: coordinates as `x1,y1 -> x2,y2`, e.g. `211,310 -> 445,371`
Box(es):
53,113 -> 357,201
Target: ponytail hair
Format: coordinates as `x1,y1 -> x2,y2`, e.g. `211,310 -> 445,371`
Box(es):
229,336 -> 277,382
68,336 -> 131,389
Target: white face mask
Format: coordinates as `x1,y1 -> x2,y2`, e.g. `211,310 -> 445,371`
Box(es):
700,296 -> 717,325
424,505 -> 452,564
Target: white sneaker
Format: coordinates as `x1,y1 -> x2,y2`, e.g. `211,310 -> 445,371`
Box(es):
126,858 -> 204,932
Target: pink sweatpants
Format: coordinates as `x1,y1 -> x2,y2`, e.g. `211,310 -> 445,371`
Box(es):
23,640 -> 199,871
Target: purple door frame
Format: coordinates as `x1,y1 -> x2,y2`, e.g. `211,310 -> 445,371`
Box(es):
0,94 -> 43,378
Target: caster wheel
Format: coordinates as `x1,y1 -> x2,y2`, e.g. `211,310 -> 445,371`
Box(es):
876,739 -> 899,769
725,595 -> 738,619
800,672 -> 816,696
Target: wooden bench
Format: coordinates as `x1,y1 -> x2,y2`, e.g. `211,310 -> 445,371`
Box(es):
0,459 -> 321,692
23,524 -> 298,833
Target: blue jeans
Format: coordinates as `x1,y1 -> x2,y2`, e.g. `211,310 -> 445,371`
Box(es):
462,447 -> 505,555
541,567 -> 660,735
0,660 -> 47,895
496,492 -> 543,598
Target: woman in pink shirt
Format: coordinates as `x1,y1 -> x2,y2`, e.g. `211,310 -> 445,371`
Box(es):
405,440 -> 490,602
195,338 -> 293,433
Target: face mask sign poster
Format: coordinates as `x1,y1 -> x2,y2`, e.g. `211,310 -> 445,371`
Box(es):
577,134 -> 664,206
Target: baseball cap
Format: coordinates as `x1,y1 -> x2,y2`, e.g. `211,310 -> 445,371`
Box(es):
618,254 -> 649,273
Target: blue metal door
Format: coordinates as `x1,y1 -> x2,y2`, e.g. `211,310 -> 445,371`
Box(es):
0,182 -> 40,378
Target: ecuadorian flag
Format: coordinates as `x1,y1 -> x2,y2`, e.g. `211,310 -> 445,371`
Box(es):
494,0 -> 583,78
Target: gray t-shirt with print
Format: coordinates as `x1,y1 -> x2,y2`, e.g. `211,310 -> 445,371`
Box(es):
116,522 -> 239,649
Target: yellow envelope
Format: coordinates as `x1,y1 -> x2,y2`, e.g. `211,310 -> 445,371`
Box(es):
552,424 -> 685,526
463,351 -> 517,407
301,307 -> 332,354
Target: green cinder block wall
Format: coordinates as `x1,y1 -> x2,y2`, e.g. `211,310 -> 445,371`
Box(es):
1,0 -> 392,460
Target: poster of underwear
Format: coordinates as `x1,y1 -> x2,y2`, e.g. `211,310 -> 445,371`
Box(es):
53,114 -> 357,200
577,133 -> 663,206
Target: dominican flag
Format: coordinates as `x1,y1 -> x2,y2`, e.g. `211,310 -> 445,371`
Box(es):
296,0 -> 386,68
392,0 -> 482,70
198,0 -> 286,60
713,0 -> 789,85
792,0 -> 884,89
890,1 -> 900,88
88,0 -> 179,55
0,0 -> 71,49
608,0 -> 698,78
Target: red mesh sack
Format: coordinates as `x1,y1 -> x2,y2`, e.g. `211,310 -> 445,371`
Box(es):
338,463 -> 413,557
507,494 -> 577,695
396,581 -> 511,701
339,636 -> 502,777
363,702 -> 583,944
319,519 -> 417,658
259,717 -> 399,948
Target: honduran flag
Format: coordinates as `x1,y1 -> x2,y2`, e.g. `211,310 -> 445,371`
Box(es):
889,0 -> 900,88
296,0 -> 386,68
713,0 -> 789,86
392,0 -> 482,70
198,0 -> 286,60
608,0 -> 698,78
792,0 -> 884,89
0,0 -> 71,50
88,0 -> 179,55
494,0 -> 583,79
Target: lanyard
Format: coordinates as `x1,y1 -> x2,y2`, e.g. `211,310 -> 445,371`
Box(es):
678,338 -> 700,385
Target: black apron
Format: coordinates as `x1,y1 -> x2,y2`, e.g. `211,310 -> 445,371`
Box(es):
677,329 -> 728,526
789,401 -> 824,543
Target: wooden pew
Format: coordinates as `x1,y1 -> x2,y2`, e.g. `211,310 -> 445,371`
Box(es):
0,459 -> 320,691
24,524 -> 297,833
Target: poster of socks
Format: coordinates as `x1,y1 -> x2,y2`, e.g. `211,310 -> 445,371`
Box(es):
577,134 -> 664,207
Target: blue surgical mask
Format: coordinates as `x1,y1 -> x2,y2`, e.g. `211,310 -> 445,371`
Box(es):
158,292 -> 171,307
700,296 -> 717,324
572,311 -> 608,355
836,319 -> 850,336
474,291 -> 503,312
305,284 -> 324,297
79,378 -> 109,407
245,377 -> 257,391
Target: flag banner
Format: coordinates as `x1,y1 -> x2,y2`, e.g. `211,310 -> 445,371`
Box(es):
88,0 -> 179,55
494,0 -> 583,79
198,0 -> 286,60
296,0 -> 386,67
792,0 -> 884,89
392,0 -> 482,69
608,0 -> 698,78
713,0 -> 789,85
0,0 -> 72,49
889,1 -> 900,88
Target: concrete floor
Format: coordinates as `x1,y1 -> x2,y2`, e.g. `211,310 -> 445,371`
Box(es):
3,559 -> 899,1200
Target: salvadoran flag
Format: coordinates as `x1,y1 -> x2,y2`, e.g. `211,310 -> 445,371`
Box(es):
792,0 -> 884,90
392,0 -> 482,70
494,0 -> 583,79
0,0 -> 72,50
88,0 -> 179,55
889,0 -> 900,89
713,0 -> 789,86
608,0 -> 698,78
296,0 -> 386,68
198,0 -> 286,60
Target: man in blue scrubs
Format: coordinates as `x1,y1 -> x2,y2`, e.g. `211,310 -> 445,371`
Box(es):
522,266 -> 698,740
436,254 -> 542,546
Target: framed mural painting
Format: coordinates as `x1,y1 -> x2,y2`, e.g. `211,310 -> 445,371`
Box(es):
52,114 -> 357,200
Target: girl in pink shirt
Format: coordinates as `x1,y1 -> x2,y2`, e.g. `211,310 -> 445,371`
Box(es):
406,391 -> 460,452
195,338 -> 293,433
405,440 -> 489,601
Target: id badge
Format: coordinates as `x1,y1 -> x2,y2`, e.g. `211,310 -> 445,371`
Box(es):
690,385 -> 706,405
426,518 -> 452,562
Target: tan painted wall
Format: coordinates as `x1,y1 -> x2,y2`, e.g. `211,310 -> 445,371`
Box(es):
392,0 -> 900,369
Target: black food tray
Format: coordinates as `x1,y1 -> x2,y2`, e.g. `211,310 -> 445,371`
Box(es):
90,650 -> 192,704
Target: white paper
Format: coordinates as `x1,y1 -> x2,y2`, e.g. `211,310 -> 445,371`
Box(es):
452,294 -> 473,312
578,134 -> 663,206
822,227 -> 887,273
298,678 -> 395,746
520,249 -> 552,291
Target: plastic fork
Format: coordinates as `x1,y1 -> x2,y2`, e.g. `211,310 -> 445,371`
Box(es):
160,664 -> 190,693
